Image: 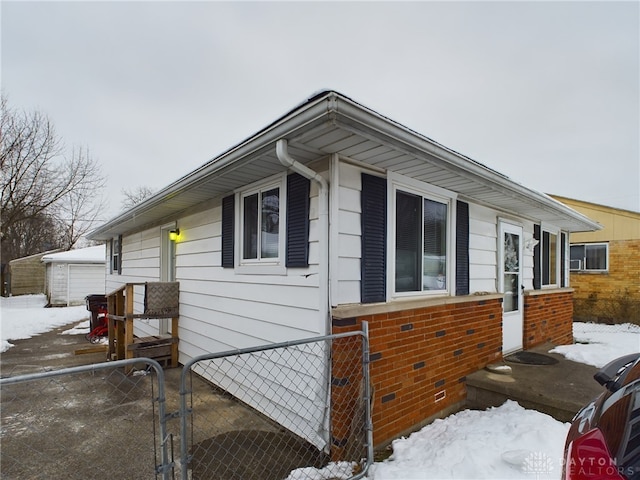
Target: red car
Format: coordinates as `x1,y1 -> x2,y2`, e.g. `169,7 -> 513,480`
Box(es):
563,353 -> 640,480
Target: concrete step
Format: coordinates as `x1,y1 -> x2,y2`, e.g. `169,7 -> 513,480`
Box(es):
466,343 -> 605,423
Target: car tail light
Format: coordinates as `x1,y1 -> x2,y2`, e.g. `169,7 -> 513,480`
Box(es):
565,428 -> 627,480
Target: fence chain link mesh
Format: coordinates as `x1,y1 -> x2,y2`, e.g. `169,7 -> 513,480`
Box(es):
0,329 -> 370,480
0,359 -> 170,480
180,330 -> 371,480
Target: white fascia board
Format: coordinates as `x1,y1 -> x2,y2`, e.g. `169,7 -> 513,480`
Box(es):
332,97 -> 602,233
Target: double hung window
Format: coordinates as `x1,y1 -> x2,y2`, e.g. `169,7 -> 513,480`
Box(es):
541,230 -> 558,286
241,185 -> 281,262
110,235 -> 122,274
393,180 -> 452,295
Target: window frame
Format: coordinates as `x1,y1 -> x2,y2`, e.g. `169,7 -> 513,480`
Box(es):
235,174 -> 287,275
570,242 -> 609,272
110,235 -> 122,275
387,173 -> 457,299
540,224 -> 563,288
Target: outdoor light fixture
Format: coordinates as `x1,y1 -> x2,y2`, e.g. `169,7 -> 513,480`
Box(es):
524,237 -> 539,252
169,228 -> 180,241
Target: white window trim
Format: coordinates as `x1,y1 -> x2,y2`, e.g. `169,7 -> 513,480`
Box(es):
540,223 -> 562,288
234,174 -> 287,275
110,236 -> 121,275
387,172 -> 457,300
570,242 -> 609,272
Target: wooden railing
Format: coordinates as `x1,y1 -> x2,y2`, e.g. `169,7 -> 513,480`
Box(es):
106,282 -> 180,370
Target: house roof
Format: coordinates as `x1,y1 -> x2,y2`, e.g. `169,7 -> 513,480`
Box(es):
41,245 -> 106,264
89,90 -> 601,240
8,249 -> 64,265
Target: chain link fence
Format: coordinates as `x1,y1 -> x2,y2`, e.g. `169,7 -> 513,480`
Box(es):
1,327 -> 371,480
0,359 -> 171,480
179,329 -> 371,480
574,295 -> 640,326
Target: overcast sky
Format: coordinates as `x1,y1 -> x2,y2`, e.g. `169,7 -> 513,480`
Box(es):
3,1 -> 639,221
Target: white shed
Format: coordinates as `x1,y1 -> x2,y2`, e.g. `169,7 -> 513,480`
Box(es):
42,246 -> 106,306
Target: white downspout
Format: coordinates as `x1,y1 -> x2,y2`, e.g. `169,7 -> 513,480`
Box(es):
277,138 -> 333,453
275,139 -> 331,334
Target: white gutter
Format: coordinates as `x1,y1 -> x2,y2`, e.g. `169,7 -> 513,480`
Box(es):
275,139 -> 331,334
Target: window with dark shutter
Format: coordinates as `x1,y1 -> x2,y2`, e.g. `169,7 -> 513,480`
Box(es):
456,201 -> 470,295
286,173 -> 310,267
361,173 -> 387,303
222,195 -> 235,268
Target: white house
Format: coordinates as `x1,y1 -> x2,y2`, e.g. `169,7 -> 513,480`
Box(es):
42,246 -> 106,307
88,91 -> 599,451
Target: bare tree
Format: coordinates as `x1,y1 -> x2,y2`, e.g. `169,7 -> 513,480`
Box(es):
121,185 -> 155,210
1,96 -> 106,264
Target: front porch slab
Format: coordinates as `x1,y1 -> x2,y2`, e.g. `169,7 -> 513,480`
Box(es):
466,342 -> 604,422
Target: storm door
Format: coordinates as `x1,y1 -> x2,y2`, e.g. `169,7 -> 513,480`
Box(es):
159,225 -> 176,334
499,222 -> 523,354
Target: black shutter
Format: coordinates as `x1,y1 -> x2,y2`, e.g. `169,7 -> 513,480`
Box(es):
117,235 -> 122,274
361,173 -> 387,303
533,224 -> 541,290
109,239 -> 114,274
286,173 -> 310,267
455,201 -> 470,296
221,195 -> 235,268
560,232 -> 566,288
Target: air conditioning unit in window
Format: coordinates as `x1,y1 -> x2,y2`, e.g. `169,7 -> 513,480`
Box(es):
570,259 -> 582,271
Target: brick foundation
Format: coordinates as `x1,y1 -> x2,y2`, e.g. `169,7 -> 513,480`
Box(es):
523,289 -> 574,348
331,296 -> 503,452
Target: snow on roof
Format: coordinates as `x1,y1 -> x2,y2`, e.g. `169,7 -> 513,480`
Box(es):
41,245 -> 106,264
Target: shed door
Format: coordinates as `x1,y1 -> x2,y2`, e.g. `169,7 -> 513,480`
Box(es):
68,264 -> 106,306
499,222 -> 523,354
50,264 -> 68,306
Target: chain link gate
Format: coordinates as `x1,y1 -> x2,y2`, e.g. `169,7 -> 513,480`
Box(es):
0,325 -> 370,480
178,325 -> 372,480
0,358 -> 172,480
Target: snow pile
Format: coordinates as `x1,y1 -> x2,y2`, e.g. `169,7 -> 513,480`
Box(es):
367,401 -> 568,479
0,294 -> 89,352
550,321 -> 640,367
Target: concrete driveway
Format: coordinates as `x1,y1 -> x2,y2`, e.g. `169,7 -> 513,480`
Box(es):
0,320 -> 327,480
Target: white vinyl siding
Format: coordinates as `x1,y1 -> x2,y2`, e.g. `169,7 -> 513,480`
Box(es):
105,189 -> 328,449
334,162 -> 362,305
469,204 -> 499,293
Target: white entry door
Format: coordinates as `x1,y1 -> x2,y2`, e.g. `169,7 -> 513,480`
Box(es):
499,222 -> 523,354
159,225 -> 177,334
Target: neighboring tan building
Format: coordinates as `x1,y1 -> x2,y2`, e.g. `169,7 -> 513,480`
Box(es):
551,195 -> 640,323
8,249 -> 62,296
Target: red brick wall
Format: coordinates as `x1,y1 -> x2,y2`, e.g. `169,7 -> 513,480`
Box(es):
332,297 -> 503,450
523,290 -> 574,348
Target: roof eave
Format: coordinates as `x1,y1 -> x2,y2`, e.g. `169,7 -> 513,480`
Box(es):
88,92 -> 340,240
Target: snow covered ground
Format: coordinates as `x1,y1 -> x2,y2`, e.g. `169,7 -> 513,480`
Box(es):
1,294 -> 639,480
0,294 -> 89,353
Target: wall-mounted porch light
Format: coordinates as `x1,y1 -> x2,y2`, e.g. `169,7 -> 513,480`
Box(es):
169,228 -> 180,241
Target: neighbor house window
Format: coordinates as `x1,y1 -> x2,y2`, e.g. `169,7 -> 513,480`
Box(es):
394,188 -> 450,294
241,184 -> 281,262
570,243 -> 608,272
